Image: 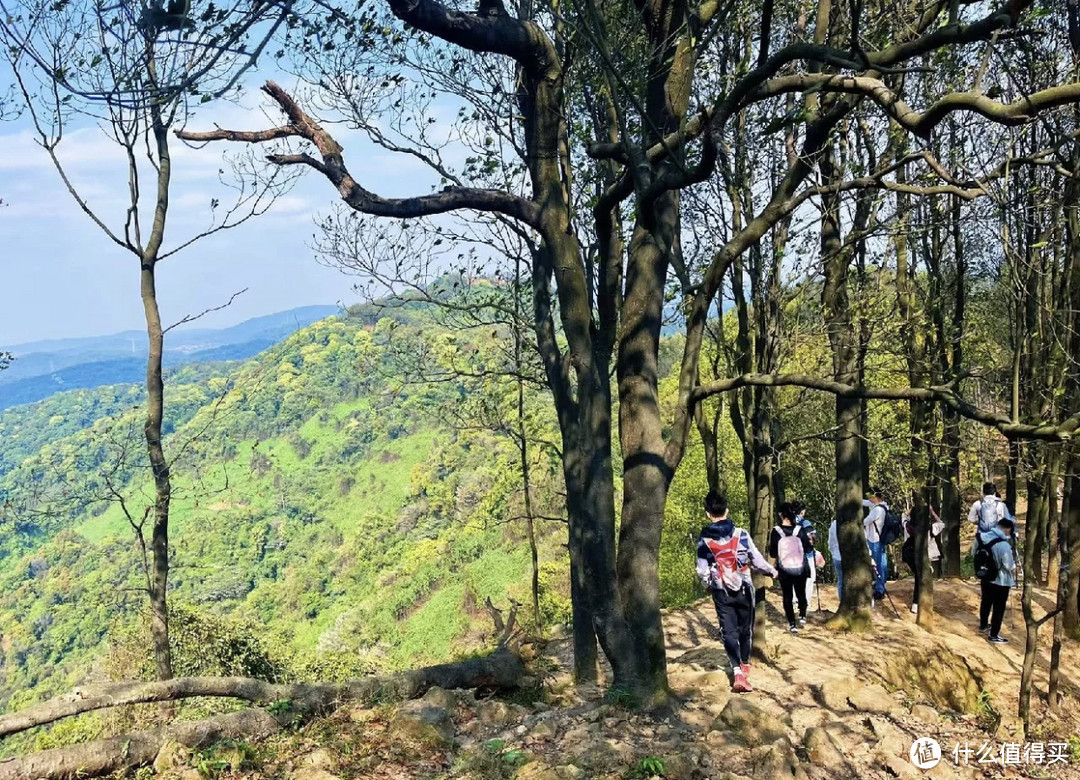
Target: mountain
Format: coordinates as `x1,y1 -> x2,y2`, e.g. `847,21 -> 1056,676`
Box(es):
0,306 -> 339,410
0,304 -> 577,720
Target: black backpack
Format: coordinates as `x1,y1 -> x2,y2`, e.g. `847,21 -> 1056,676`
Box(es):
879,509 -> 903,546
901,536 -> 915,569
974,536 -> 1004,581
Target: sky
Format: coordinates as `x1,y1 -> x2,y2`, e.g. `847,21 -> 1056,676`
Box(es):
0,77 -> 440,348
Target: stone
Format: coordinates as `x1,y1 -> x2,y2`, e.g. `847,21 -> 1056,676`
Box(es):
153,740 -> 191,773
514,760 -> 561,780
294,767 -> 346,780
178,770 -> 202,780
390,698 -> 455,745
529,720 -> 558,740
994,712 -> 1024,740
555,765 -> 585,780
714,697 -> 790,747
300,748 -> 337,771
847,683 -> 903,715
803,727 -> 846,771
748,737 -> 806,779
478,699 -> 529,727
533,701 -> 551,713
910,704 -> 940,723
879,753 -> 921,779
421,686 -> 458,712
816,678 -> 859,711
659,753 -> 703,780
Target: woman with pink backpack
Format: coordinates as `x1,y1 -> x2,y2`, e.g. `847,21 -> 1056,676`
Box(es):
769,503 -> 815,634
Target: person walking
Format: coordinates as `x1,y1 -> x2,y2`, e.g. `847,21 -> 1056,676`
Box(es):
792,501 -> 819,607
901,508 -> 945,614
967,482 -> 1014,533
863,490 -> 890,600
973,517 -> 1017,643
828,517 -> 879,604
696,491 -> 778,693
769,503 -> 814,633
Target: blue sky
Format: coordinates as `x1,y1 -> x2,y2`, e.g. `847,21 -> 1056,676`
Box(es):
0,79 -> 440,348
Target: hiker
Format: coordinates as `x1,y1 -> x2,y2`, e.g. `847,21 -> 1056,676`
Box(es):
792,501 -> 819,606
769,502 -> 814,633
863,490 -> 891,599
827,517 -> 879,602
973,517 -> 1017,644
901,508 -> 945,614
696,491 -> 778,693
967,482 -> 1014,533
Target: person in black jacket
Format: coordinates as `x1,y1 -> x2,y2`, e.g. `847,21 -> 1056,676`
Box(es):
769,502 -> 815,634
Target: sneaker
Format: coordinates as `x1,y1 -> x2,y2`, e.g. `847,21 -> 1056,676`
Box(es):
732,671 -> 753,693
988,635 -> 1009,644
979,625 -> 991,634
740,663 -> 751,677
788,624 -> 799,635
911,604 -> 919,614
798,617 -> 807,627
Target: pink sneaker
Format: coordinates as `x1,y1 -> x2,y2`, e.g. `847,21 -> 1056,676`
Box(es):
732,670 -> 753,693
740,663 -> 751,677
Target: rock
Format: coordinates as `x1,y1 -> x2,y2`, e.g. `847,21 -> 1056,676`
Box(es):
848,684 -> 903,715
803,727 -> 846,771
714,697 -> 790,747
994,712 -> 1024,740
290,770 -> 342,780
479,699 -> 530,727
514,760 -> 561,780
555,765 -> 585,780
533,701 -> 551,713
878,645 -> 984,714
421,686 -> 458,712
153,740 -> 191,773
299,748 -> 338,772
816,678 -> 859,711
748,737 -> 806,779
660,752 -> 703,780
879,753 -> 921,779
529,720 -> 558,740
519,676 -> 539,688
178,770 -> 202,780
390,698 -> 455,745
910,704 -> 939,723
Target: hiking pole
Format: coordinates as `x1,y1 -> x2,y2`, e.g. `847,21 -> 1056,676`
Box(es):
815,580 -> 822,612
883,588 -> 902,619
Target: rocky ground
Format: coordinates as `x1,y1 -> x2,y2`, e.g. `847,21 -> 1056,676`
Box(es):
149,579 -> 1079,780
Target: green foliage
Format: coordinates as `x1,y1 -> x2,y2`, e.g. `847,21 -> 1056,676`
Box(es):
632,756 -> 665,778
195,739 -> 256,778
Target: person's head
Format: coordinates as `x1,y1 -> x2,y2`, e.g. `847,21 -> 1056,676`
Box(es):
791,500 -> 806,518
998,517 -> 1015,536
868,488 -> 884,504
778,502 -> 797,526
704,491 -> 729,520
983,481 -> 997,497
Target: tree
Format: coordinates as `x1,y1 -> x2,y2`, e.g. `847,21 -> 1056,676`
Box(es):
182,0 -> 1080,700
0,0 -> 293,680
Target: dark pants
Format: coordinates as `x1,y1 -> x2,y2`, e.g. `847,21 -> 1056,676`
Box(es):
910,563 -> 921,605
779,573 -> 809,626
979,581 -> 1010,637
711,584 -> 755,668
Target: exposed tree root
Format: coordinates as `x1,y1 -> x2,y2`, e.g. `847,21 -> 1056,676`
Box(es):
0,649 -> 524,780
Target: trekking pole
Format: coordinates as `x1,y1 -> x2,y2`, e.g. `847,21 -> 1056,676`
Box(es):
883,588 -> 902,619
815,580 -> 822,612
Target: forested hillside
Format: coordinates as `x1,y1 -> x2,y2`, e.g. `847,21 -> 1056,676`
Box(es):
0,303 -> 582,718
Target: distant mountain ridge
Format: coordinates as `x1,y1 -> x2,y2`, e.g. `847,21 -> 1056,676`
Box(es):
0,305 -> 339,410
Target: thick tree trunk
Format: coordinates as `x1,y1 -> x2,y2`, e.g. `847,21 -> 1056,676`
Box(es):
1065,466 -> 1080,636
941,412 -> 963,577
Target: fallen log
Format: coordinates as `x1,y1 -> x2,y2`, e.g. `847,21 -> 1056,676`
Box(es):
0,648 -> 524,780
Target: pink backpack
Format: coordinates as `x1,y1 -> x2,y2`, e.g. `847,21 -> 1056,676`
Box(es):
775,526 -> 805,576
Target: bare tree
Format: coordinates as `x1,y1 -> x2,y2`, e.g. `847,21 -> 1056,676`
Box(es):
1,0 -> 294,679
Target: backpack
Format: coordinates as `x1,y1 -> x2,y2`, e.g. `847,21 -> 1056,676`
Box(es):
775,526 -> 806,576
901,536 -> 915,569
702,531 -> 750,592
978,498 -> 1004,532
973,536 -> 1005,581
879,508 -> 903,546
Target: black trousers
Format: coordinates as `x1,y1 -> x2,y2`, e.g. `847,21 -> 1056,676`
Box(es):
711,584 -> 755,668
779,573 -> 809,626
979,581 -> 1011,637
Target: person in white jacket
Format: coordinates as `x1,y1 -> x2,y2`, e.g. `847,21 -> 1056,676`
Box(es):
967,482 -> 1014,533
863,490 -> 889,598
828,517 -> 878,602
901,508 -> 945,613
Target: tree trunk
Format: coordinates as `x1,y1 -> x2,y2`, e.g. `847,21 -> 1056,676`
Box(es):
140,261 -> 173,682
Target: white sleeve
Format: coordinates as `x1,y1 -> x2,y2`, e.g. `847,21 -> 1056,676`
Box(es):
967,501 -> 979,524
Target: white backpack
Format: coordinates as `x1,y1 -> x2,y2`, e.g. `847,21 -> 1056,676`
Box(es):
775,526 -> 806,576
